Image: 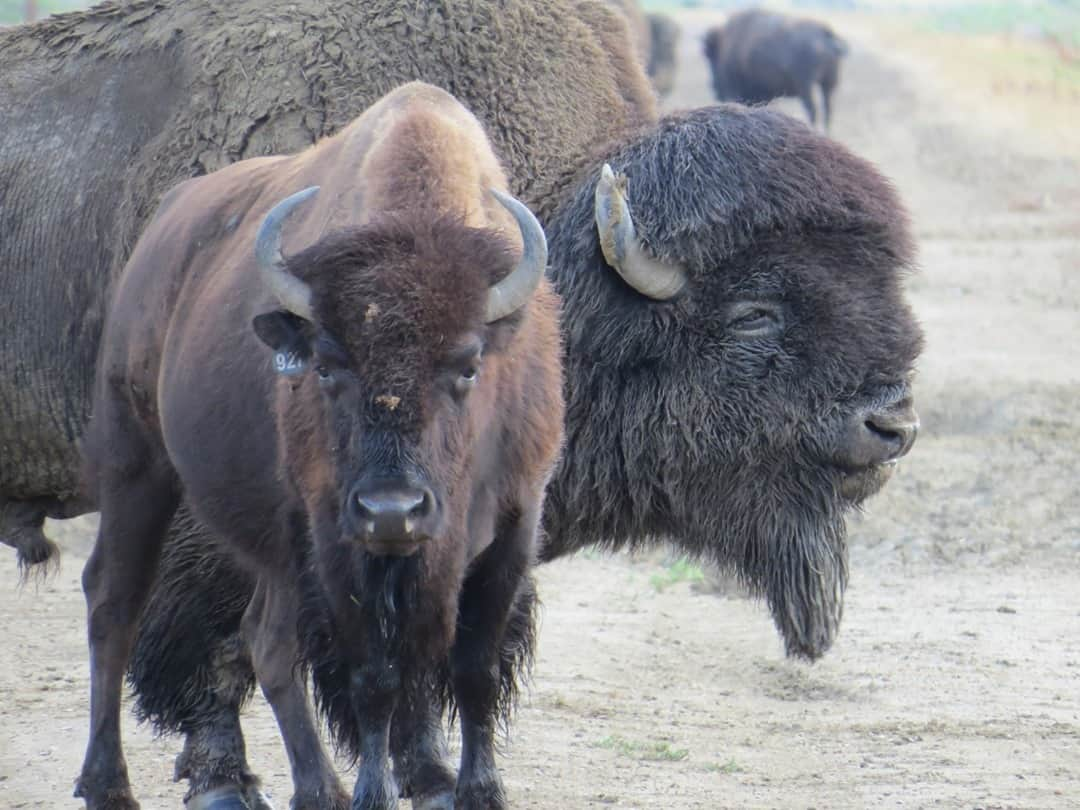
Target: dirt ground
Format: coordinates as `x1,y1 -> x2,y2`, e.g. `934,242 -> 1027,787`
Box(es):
2,9 -> 1078,810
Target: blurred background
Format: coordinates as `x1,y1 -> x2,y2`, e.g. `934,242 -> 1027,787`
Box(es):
2,2 -> 1077,808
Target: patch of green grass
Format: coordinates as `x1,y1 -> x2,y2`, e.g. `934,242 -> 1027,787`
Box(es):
592,734 -> 690,762
705,758 -> 745,774
649,556 -> 705,592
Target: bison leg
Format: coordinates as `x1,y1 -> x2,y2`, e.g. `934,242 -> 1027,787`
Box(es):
347,659 -> 401,810
127,512 -> 268,808
820,81 -> 836,133
75,459 -> 180,809
175,709 -> 274,810
450,511 -> 537,810
242,580 -> 348,810
799,86 -> 818,128
390,695 -> 455,809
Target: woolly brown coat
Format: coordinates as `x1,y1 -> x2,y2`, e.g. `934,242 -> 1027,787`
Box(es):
78,82 -> 563,810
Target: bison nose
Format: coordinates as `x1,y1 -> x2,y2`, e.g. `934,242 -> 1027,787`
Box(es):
838,402 -> 919,469
347,484 -> 437,550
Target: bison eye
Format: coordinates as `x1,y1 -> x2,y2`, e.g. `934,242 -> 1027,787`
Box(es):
454,367 -> 479,397
315,365 -> 332,380
728,302 -> 783,338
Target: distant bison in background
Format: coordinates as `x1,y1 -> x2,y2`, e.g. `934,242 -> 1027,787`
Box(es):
601,0 -> 680,98
704,9 -> 849,130
646,12 -> 681,97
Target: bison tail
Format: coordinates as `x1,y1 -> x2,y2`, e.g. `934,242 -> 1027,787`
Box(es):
15,535 -> 60,583
2,499 -> 62,583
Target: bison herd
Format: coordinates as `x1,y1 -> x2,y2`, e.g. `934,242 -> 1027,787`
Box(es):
0,2 -> 912,809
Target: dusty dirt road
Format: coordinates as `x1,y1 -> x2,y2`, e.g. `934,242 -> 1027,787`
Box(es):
2,10 -> 1078,810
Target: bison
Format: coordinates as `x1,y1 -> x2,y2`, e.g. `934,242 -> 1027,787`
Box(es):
646,13 -> 681,98
1,1 -> 922,807
76,81 -> 563,810
600,0 -> 680,99
704,9 -> 849,130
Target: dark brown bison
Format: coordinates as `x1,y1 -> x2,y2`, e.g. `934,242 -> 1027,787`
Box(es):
646,12 -> 681,98
704,9 -> 849,130
0,0 -> 653,570
76,82 -> 563,810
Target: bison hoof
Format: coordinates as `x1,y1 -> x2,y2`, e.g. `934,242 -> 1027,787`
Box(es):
245,786 -> 275,810
186,785 -> 270,810
455,779 -> 507,810
412,790 -> 455,810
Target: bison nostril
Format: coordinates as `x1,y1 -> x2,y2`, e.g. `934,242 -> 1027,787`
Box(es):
865,419 -> 901,446
863,414 -> 919,461
349,485 -> 437,544
409,489 -> 434,519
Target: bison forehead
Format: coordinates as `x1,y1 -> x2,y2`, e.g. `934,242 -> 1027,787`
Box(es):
604,105 -> 914,276
281,216 -> 520,416
288,214 -> 518,337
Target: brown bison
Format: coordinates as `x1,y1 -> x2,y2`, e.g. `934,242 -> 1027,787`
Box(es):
704,9 -> 849,130
646,12 -> 681,98
75,82 -> 563,810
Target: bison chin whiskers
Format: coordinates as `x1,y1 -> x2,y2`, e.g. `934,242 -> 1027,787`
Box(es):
686,465 -> 849,662
763,518 -> 847,661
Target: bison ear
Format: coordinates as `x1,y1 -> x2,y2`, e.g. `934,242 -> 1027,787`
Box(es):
253,311 -> 312,377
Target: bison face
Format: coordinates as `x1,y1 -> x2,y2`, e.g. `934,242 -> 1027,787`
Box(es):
253,306 -> 484,558
547,106 -> 923,659
250,187 -> 547,559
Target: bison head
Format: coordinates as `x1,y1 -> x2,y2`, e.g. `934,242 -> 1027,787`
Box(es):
249,186 -> 547,560
545,105 -> 923,660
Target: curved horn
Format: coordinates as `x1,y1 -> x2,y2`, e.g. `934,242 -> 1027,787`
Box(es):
255,186 -> 320,320
485,188 -> 548,323
594,163 -> 687,301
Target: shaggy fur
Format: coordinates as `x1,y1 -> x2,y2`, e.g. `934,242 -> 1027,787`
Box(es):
125,102 -> 923,809
542,105 -> 919,656
704,9 -> 849,129
76,83 -> 563,810
0,0 -> 653,570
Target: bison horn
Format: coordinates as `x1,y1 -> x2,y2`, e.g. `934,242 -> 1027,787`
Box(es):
255,186 -> 320,321
484,188 -> 548,323
594,163 -> 687,301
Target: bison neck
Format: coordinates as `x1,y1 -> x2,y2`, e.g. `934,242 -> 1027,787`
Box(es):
539,359 -> 676,561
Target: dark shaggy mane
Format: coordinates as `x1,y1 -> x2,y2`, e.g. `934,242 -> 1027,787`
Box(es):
299,550 -> 538,762
128,507 -> 257,734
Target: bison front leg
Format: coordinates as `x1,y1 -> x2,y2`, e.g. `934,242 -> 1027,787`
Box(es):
242,581 -> 349,810
799,85 -> 818,128
390,694 -> 455,810
75,456 -> 180,809
451,513 -> 538,810
348,662 -> 401,810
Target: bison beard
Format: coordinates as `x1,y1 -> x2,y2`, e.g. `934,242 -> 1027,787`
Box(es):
720,466 -> 847,660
